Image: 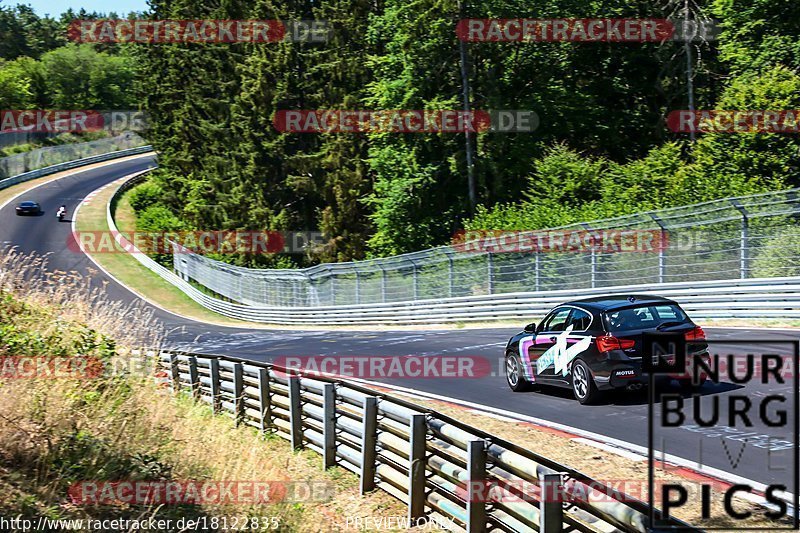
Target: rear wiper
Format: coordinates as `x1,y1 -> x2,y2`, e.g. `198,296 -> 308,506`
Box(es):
656,321 -> 684,330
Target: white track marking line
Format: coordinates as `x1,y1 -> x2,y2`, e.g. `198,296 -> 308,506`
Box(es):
571,437 -> 647,461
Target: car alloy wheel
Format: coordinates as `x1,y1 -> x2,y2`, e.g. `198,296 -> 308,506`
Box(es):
505,353 -> 532,392
572,364 -> 589,399
506,355 -> 520,387
571,359 -> 599,404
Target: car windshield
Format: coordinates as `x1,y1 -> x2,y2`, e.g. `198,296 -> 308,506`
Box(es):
21,202 -> 35,206
604,304 -> 690,332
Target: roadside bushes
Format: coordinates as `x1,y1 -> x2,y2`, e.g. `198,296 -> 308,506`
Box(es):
123,181 -> 184,266
752,227 -> 800,278
128,182 -> 164,213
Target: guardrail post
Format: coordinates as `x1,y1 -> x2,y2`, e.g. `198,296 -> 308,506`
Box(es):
466,440 -> 487,533
360,396 -> 378,494
408,414 -> 428,524
658,230 -> 667,284
355,269 -> 361,305
539,472 -> 564,533
380,266 -> 388,303
168,352 -> 180,392
322,384 -> 336,469
188,356 -> 200,400
447,252 -> 455,298
487,250 -> 494,295
730,200 -> 750,279
650,214 -> 668,284
329,267 -> 336,305
209,359 -> 221,414
411,261 -> 419,301
257,368 -> 271,433
233,362 -> 245,425
288,376 -> 303,450
535,251 -> 541,291
582,223 -> 597,288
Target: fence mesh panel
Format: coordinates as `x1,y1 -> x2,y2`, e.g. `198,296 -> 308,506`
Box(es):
171,189 -> 800,308
0,133 -> 147,180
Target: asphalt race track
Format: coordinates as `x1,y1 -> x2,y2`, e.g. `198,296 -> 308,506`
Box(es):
1,157 -> 798,494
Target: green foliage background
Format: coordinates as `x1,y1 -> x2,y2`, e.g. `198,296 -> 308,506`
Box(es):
4,0 -> 799,267
137,0 -> 800,267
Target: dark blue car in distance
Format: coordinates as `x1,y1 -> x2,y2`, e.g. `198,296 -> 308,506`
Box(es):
504,295 -> 709,404
15,201 -> 42,216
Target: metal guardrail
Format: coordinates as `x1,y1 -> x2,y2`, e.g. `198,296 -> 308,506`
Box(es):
0,135 -> 153,190
172,189 -> 800,308
154,350 -> 695,532
104,172 -> 800,324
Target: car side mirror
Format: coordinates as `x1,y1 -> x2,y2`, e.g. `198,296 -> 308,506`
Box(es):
524,322 -> 537,333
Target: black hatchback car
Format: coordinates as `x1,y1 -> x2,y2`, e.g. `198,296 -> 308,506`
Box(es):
15,201 -> 42,215
504,295 -> 709,404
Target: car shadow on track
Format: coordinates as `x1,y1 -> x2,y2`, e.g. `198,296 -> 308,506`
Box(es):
527,380 -> 744,406
605,381 -> 744,406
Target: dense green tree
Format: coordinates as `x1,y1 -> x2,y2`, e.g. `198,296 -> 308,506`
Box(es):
712,0 -> 800,74
135,0 -> 800,264
0,57 -> 34,107
40,44 -> 137,108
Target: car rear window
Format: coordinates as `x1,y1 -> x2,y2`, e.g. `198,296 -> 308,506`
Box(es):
605,304 -> 689,332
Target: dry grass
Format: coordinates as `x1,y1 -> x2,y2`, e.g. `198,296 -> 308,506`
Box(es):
0,249 -> 414,531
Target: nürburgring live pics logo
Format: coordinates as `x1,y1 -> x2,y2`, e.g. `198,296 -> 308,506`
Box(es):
645,336 -> 799,530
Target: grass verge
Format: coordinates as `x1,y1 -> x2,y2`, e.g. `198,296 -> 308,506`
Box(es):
75,178 -> 268,328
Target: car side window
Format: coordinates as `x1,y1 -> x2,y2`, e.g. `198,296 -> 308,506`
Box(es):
567,308 -> 592,331
542,308 -> 571,332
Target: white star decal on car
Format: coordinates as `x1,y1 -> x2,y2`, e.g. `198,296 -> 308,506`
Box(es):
536,325 -> 593,376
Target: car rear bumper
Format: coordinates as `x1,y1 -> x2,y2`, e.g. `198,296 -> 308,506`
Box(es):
592,353 -> 710,390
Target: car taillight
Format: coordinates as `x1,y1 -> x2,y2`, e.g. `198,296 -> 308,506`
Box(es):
596,335 -> 635,352
685,326 -> 706,341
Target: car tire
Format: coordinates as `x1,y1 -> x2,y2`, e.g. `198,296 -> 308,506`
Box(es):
505,352 -> 533,392
571,359 -> 600,404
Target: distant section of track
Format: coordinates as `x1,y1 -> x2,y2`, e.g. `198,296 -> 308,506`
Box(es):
1,156 -> 797,488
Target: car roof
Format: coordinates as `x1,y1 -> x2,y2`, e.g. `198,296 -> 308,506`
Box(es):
563,295 -> 676,312
19,201 -> 38,205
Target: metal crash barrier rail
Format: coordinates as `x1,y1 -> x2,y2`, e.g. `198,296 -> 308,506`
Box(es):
153,350 -> 696,533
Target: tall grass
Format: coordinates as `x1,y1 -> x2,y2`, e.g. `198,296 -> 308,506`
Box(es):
0,248 -> 404,530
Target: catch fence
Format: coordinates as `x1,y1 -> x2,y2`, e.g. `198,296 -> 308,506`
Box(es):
172,189 -> 800,308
